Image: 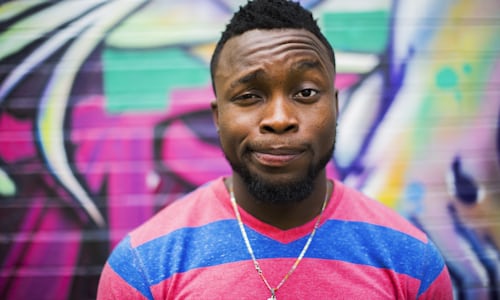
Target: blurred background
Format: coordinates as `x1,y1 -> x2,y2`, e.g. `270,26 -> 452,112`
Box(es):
0,0 -> 499,299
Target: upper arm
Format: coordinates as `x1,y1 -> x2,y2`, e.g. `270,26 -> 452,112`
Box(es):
97,236 -> 153,300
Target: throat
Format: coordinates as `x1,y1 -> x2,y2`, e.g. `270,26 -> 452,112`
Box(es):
244,201 -> 318,230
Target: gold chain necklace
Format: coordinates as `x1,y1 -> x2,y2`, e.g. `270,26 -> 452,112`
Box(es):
229,181 -> 330,300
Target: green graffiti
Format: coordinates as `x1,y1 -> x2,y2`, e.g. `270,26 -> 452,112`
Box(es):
435,66 -> 475,101
0,168 -> 16,197
321,11 -> 389,53
463,63 -> 472,74
103,47 -> 209,113
436,67 -> 458,89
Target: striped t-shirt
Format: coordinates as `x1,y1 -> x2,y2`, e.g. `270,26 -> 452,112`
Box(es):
97,177 -> 452,299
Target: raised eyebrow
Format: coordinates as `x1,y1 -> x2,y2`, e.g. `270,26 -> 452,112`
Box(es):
229,69 -> 264,89
291,59 -> 324,72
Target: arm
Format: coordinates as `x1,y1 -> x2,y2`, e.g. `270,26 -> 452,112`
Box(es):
417,240 -> 453,300
97,236 -> 153,300
418,266 -> 453,300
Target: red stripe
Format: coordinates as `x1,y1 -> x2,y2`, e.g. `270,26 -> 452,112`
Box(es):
151,258 -> 422,299
97,263 -> 148,300
130,178 -> 232,247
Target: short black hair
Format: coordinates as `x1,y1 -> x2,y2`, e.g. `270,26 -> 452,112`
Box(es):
210,0 -> 336,95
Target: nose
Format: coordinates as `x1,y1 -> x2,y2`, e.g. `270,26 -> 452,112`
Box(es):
259,96 -> 298,134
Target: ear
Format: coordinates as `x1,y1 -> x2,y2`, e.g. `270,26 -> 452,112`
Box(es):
210,100 -> 220,132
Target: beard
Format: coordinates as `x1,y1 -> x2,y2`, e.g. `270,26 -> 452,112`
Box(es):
225,140 -> 335,205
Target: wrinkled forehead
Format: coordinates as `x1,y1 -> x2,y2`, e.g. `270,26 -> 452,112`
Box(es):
216,29 -> 335,75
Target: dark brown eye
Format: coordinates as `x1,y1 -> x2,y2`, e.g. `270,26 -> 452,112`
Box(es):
232,93 -> 262,106
298,89 -> 317,97
294,88 -> 319,101
239,93 -> 260,99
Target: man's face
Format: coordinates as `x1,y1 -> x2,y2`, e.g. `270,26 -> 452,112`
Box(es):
212,29 -> 338,204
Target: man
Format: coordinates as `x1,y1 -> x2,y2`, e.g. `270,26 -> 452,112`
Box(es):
97,0 -> 452,299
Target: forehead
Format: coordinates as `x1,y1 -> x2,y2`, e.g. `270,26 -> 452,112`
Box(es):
215,29 -> 334,78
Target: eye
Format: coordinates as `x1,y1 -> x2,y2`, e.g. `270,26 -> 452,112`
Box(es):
232,93 -> 262,106
294,88 -> 319,102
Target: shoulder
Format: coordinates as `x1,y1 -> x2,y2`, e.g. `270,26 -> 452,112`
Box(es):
128,177 -> 231,247
330,179 -> 427,242
326,180 -> 451,297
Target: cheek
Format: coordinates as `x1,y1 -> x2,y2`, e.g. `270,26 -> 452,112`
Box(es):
308,106 -> 336,132
217,111 -> 253,153
316,123 -> 336,145
306,110 -> 337,150
219,108 -> 256,136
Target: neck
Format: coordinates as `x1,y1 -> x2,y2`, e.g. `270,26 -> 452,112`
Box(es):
226,173 -> 331,230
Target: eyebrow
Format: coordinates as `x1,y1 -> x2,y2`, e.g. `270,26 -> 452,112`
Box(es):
290,59 -> 324,72
228,60 -> 325,89
229,69 -> 264,89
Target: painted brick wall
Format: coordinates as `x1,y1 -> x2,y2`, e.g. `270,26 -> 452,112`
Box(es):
0,0 -> 499,299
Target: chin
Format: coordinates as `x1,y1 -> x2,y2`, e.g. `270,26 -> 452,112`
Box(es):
239,169 -> 317,204
227,144 -> 334,203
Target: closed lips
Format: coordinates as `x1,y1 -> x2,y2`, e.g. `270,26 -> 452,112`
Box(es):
252,148 -> 305,165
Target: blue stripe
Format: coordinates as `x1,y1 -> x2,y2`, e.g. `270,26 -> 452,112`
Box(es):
109,219 -> 444,295
108,236 -> 154,299
416,239 -> 446,296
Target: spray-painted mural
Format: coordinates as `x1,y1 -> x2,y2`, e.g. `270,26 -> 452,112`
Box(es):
0,0 -> 499,299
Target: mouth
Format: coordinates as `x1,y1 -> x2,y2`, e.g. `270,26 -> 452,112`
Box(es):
251,147 -> 305,167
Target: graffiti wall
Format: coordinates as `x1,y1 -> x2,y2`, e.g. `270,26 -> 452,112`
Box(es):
0,0 -> 498,299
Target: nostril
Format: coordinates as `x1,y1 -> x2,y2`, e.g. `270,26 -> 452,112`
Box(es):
285,124 -> 298,132
260,123 -> 298,134
262,125 -> 274,133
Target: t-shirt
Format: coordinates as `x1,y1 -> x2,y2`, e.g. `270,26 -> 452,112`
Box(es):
97,177 -> 452,299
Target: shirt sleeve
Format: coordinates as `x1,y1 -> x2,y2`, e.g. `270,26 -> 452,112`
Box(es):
417,239 -> 453,300
97,236 -> 153,300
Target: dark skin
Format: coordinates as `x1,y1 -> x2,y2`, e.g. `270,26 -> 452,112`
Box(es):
211,29 -> 338,229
